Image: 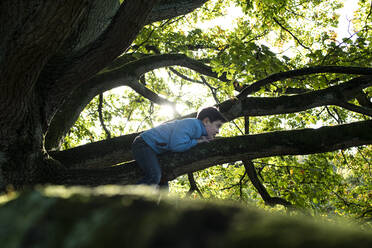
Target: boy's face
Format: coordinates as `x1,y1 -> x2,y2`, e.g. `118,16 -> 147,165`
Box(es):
202,118 -> 224,140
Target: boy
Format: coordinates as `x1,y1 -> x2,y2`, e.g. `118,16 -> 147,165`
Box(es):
132,107 -> 226,186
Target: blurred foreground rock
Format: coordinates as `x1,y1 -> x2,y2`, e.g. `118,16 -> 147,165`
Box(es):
0,186 -> 371,248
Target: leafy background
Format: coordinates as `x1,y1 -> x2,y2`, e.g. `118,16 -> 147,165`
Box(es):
61,0 -> 371,227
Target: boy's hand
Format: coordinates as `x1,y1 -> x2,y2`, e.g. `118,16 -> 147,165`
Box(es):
197,136 -> 210,143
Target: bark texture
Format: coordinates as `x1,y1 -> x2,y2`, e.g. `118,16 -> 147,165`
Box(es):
0,0 -> 91,189
0,0 -> 161,189
45,52 -> 372,150
1,188 -> 371,248
51,120 -> 372,186
51,73 -> 372,170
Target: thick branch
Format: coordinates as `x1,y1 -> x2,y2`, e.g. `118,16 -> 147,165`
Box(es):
52,75 -> 372,167
46,54 -> 224,149
56,0 -> 209,56
50,54 -> 339,149
0,1 -> 89,139
221,76 -> 372,119
237,66 -> 372,98
47,53 -> 372,150
356,91 -> 372,108
46,55 -> 187,149
336,102 -> 372,117
53,120 -> 372,186
45,0 -> 158,119
46,0 -> 211,119
148,0 -> 208,24
50,131 -> 139,169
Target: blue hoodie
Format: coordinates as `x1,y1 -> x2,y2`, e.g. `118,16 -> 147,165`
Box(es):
140,118 -> 207,154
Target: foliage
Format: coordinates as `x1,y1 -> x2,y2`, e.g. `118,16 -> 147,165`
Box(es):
63,0 -> 371,224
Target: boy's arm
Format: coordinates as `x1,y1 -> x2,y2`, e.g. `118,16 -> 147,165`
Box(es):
168,120 -> 201,152
197,136 -> 210,143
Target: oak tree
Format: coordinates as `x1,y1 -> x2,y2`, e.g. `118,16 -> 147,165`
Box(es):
0,0 -> 371,217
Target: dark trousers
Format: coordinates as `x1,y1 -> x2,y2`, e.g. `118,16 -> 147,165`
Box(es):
132,136 -> 168,189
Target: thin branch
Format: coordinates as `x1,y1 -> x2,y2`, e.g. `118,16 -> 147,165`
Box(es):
272,17 -> 312,51
98,93 -> 111,139
253,162 -> 321,172
243,116 -> 292,207
326,106 -> 340,124
333,191 -> 363,207
357,148 -> 372,177
131,18 -> 175,52
332,107 -> 345,124
220,170 -> 248,195
341,150 -> 355,171
187,173 -> 204,198
129,77 -> 176,107
358,209 -> 372,219
366,1 -> 372,24
201,76 -> 220,104
321,30 -> 360,64
238,171 -> 248,200
168,67 -> 203,84
243,159 -> 292,207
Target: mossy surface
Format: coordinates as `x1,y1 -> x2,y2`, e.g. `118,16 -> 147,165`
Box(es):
0,186 -> 371,248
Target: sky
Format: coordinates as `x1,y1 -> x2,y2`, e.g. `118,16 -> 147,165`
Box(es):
157,0 -> 361,119
336,0 -> 360,39
111,0 -> 362,127
199,0 -> 359,40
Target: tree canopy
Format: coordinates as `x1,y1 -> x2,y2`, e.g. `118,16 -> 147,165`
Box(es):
0,0 -> 371,223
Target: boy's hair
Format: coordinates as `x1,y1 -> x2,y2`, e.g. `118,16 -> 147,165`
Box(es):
197,107 -> 227,122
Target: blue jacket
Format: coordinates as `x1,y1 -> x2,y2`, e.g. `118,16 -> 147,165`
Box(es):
140,118 -> 207,154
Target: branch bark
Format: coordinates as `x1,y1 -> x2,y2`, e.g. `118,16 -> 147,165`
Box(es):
187,173 -> 204,198
52,120 -> 372,186
98,93 -> 111,139
0,0 -> 89,143
336,102 -> 372,117
44,0 -> 158,120
237,66 -> 372,98
148,0 -> 208,24
46,52 -> 372,150
243,160 -> 292,207
220,76 -> 372,120
51,75 -> 372,168
44,0 -> 210,120
243,116 -> 291,207
46,54 -> 225,149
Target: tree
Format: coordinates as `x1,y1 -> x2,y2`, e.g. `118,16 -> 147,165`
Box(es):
0,0 -> 371,217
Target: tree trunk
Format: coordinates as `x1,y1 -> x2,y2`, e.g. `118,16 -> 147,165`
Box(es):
0,96 -> 51,190
0,0 -> 160,190
0,0 -> 91,190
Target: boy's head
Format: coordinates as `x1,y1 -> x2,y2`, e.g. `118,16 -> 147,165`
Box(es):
197,107 -> 227,139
